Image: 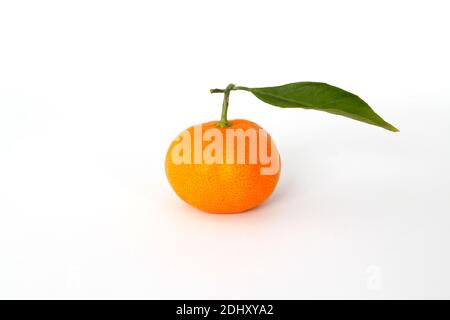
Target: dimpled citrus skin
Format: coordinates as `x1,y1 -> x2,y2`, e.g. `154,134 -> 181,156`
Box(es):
165,119 -> 281,213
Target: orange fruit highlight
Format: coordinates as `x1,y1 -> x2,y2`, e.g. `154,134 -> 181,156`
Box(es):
165,119 -> 281,213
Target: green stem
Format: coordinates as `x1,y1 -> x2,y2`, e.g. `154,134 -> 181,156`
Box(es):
211,84 -> 251,128
216,84 -> 234,128
210,86 -> 251,94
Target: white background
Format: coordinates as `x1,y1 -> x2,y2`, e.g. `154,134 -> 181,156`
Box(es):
1,0 -> 449,299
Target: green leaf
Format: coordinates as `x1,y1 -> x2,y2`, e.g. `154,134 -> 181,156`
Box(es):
249,82 -> 399,132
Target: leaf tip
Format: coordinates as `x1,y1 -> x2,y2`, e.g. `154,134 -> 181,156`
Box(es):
385,123 -> 400,133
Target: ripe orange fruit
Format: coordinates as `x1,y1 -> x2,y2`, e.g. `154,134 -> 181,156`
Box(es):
165,119 -> 280,213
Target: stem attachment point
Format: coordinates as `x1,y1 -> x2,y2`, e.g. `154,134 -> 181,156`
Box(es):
215,83 -> 235,128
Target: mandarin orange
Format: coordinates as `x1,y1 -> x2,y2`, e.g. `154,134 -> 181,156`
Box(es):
165,119 -> 280,213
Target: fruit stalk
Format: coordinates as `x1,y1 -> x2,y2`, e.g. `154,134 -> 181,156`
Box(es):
211,84 -> 251,128
216,83 -> 234,128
